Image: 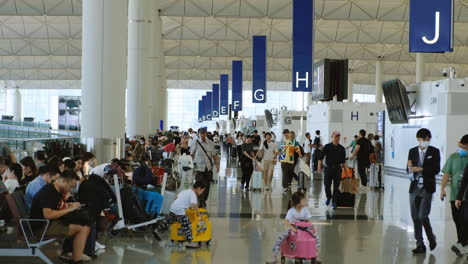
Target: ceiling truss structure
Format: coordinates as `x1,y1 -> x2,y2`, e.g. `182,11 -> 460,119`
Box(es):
0,0 -> 468,86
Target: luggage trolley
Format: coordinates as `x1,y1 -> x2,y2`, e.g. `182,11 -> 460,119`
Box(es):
109,171 -> 168,240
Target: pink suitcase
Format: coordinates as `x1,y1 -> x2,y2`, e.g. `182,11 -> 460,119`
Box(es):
280,221 -> 317,263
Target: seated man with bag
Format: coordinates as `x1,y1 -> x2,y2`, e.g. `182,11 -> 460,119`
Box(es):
30,170 -> 90,264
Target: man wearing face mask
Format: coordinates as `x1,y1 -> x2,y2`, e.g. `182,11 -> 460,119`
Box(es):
440,135 -> 468,256
407,128 -> 440,254
25,164 -> 61,212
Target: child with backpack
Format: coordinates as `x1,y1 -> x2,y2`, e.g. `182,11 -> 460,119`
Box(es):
267,191 -> 321,263
156,181 -> 206,248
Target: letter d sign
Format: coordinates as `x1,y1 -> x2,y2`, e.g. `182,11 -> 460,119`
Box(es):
409,0 -> 453,53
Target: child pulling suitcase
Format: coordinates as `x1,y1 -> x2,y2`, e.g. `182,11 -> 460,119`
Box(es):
155,181 -> 208,248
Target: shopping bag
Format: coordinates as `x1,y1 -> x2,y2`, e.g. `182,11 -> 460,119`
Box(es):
339,178 -> 359,194
254,161 -> 262,171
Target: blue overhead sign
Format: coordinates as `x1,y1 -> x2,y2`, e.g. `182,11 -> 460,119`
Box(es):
212,84 -> 220,118
220,74 -> 229,115
201,95 -> 207,121
252,36 -> 267,103
206,91 -> 213,121
409,0 -> 453,53
232,61 -> 243,111
292,0 -> 314,92
198,100 -> 202,123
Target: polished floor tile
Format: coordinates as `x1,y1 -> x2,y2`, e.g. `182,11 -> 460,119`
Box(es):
1,153 -> 466,264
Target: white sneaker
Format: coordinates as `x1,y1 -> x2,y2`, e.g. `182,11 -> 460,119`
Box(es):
461,244 -> 468,256
96,241 -> 106,251
451,243 -> 464,256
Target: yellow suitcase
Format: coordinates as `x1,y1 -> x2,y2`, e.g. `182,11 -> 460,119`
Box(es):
170,208 -> 212,246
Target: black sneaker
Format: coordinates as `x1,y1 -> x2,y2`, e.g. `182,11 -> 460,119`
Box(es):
429,236 -> 437,251
412,245 -> 426,254
245,186 -> 250,191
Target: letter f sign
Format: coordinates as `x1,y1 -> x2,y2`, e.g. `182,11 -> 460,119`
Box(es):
422,12 -> 440,44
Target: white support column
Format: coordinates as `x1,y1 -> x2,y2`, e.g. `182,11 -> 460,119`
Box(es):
159,39 -> 168,130
81,0 -> 127,163
126,0 -> 152,138
12,87 -> 22,121
416,53 -> 425,83
150,2 -> 164,132
375,60 -> 383,103
347,70 -> 354,102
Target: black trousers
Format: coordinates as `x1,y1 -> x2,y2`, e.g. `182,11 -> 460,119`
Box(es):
240,156 -> 253,187
195,169 -> 213,207
358,162 -> 368,187
237,145 -> 243,160
281,162 -> 296,189
451,201 -> 468,245
324,167 -> 342,202
312,150 -> 320,172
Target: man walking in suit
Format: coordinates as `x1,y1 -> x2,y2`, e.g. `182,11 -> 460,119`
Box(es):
407,128 -> 440,254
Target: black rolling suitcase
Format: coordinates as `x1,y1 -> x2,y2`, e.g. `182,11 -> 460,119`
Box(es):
298,172 -> 308,192
336,191 -> 355,208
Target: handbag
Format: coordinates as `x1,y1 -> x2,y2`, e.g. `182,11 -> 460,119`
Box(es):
256,149 -> 264,159
339,178 -> 359,194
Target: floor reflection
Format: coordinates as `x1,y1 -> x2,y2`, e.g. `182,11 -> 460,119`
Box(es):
2,152 -> 464,264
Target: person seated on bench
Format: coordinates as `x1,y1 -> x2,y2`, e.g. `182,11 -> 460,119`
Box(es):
4,163 -> 21,194
25,164 -> 61,212
30,170 -> 90,264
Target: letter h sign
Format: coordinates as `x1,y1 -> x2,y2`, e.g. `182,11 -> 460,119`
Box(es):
409,0 -> 453,53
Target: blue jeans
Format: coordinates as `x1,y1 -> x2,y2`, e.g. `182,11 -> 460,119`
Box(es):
410,188 -> 435,247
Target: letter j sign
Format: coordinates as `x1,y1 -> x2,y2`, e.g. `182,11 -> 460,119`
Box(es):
409,0 -> 453,53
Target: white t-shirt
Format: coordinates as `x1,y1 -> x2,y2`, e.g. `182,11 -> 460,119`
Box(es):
304,138 -> 312,153
260,141 -> 277,161
285,207 -> 312,223
4,179 -> 19,193
2,168 -> 11,181
170,189 -> 198,215
235,138 -> 244,146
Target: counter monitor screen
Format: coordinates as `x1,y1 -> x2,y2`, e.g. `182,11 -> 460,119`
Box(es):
382,79 -> 412,124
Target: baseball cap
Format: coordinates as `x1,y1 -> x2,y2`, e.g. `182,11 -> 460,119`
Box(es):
331,131 -> 341,137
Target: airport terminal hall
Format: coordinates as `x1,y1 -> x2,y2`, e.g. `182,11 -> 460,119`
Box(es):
2,0 -> 468,264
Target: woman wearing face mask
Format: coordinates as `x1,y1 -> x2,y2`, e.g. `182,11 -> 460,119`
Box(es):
256,133 -> 277,191
440,135 -> 468,256
133,137 -> 148,162
5,163 -> 22,193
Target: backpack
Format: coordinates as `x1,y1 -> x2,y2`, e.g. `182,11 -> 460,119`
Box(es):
78,174 -> 116,220
132,165 -> 154,187
369,153 -> 378,164
120,186 -> 150,224
313,136 -> 321,148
